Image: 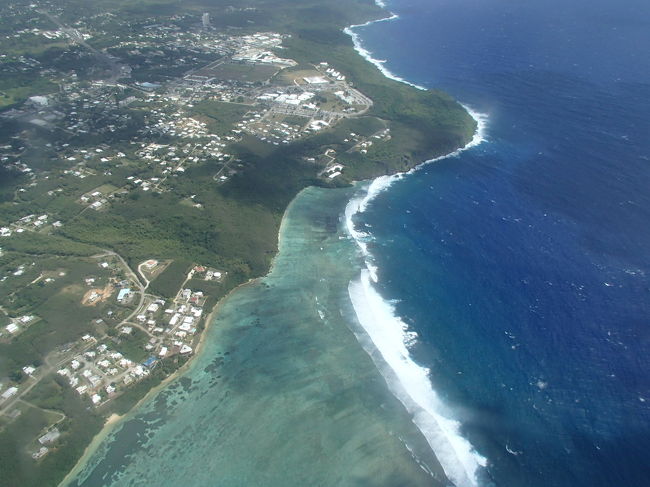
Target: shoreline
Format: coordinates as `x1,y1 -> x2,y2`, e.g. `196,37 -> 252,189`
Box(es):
341,122 -> 489,486
60,189 -> 308,486
58,277 -> 260,487
62,183 -> 451,486
342,3 -> 490,486
344,17 -> 427,92
343,1 -> 488,185
59,2 -> 483,485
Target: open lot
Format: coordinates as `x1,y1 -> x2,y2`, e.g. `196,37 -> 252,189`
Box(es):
190,100 -> 252,136
196,62 -> 281,82
275,67 -> 329,86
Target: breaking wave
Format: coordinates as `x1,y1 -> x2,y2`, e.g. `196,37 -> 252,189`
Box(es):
341,4 -> 491,486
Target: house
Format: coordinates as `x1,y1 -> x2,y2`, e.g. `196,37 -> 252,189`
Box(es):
142,357 -> 157,368
32,447 -> 49,459
57,368 -> 71,377
38,428 -> 60,445
117,288 -> 132,302
1,387 -> 18,401
22,366 -> 36,376
29,95 -> 49,107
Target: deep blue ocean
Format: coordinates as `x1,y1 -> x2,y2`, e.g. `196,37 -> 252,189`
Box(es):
353,0 -> 650,485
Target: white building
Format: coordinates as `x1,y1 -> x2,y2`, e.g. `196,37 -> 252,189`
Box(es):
1,387 -> 18,401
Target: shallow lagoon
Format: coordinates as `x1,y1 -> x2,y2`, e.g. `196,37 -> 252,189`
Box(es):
66,185 -> 448,487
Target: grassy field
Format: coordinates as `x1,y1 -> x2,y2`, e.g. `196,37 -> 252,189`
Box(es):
111,328 -> 150,363
0,76 -> 59,110
0,255 -> 129,379
282,114 -> 311,127
189,100 -> 252,136
274,66 -> 324,85
148,259 -> 191,298
0,377 -> 104,487
198,62 -> 280,83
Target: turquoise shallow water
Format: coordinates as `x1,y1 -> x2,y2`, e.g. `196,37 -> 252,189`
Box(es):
66,185 -> 448,487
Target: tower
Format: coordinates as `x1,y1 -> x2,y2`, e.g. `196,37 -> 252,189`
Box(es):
202,13 -> 210,29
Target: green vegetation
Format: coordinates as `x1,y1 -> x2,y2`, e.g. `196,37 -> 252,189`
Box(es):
0,75 -> 58,110
2,234 -> 102,257
0,379 -> 104,487
190,100 -> 251,136
184,276 -> 233,312
204,62 -> 279,82
148,259 -> 191,298
0,256 -> 126,379
112,328 -> 149,363
281,32 -> 475,179
108,354 -> 188,415
282,115 -> 310,127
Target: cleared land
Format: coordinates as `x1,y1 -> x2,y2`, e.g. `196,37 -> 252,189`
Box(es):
200,62 -> 281,82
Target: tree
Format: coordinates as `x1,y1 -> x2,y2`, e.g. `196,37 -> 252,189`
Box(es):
9,370 -> 24,383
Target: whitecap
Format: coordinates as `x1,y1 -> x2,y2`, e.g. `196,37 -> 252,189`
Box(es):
348,270 -> 487,486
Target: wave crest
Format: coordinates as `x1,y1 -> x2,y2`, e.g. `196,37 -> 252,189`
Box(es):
347,270 -> 487,486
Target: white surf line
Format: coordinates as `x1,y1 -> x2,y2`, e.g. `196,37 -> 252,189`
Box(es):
344,13 -> 427,91
347,270 -> 487,486
341,2 -> 491,486
343,1 -> 489,140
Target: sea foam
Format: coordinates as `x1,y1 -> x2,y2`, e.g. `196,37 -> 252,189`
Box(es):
347,271 -> 487,487
344,16 -> 427,91
342,7 -> 490,486
343,4 -> 490,151
344,172 -> 488,486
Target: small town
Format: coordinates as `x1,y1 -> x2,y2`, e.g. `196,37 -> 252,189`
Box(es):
0,247 -> 222,459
